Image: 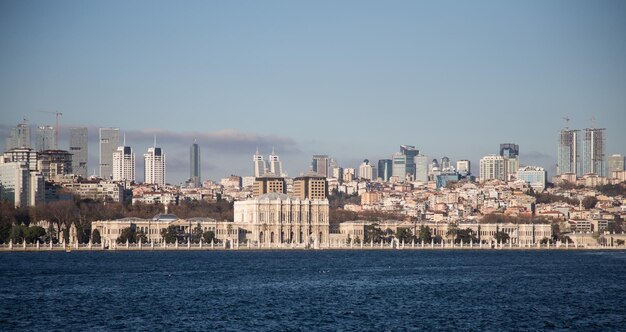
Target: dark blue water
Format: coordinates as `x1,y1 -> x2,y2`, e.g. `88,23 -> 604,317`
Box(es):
1,250 -> 625,331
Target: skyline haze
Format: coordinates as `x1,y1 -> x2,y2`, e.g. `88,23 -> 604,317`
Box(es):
1,0 -> 625,183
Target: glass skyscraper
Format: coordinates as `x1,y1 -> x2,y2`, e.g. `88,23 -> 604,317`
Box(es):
99,127 -> 120,179
69,127 -> 88,177
190,141 -> 201,187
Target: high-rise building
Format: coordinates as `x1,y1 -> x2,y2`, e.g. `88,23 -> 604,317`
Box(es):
414,154 -> 429,182
608,154 -> 625,177
400,145 -> 419,178
69,127 -> 88,177
252,174 -> 286,197
35,125 -> 56,152
99,128 -> 120,179
112,145 -> 135,182
377,159 -> 392,182
37,150 -> 73,181
343,168 -> 355,182
312,155 -> 329,177
293,173 -> 328,200
516,166 -> 547,191
479,155 -> 506,182
190,140 -> 201,188
456,160 -> 471,176
0,162 -> 44,208
500,143 -> 520,179
358,159 -> 375,180
331,166 -> 344,182
2,148 -> 38,170
392,152 -> 406,181
144,140 -> 165,187
5,120 -> 31,151
557,129 -> 580,176
582,128 -> 605,177
268,148 -> 282,176
253,148 -> 267,177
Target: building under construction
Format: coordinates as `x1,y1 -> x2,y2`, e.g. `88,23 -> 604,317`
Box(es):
557,129 -> 580,176
583,128 -> 605,177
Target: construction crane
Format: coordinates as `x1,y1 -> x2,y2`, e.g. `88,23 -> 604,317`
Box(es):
562,116 -> 570,129
39,111 -> 62,149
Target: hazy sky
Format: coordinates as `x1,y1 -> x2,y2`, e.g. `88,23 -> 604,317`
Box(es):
1,0 -> 625,184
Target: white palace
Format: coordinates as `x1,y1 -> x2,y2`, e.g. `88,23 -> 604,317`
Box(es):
92,193 -> 330,247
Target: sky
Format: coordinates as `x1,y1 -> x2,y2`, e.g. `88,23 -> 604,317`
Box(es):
1,0 -> 625,184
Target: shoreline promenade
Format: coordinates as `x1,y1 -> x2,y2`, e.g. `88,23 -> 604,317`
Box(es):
1,240 -> 624,252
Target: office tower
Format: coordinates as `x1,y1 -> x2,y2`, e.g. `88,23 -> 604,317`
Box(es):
268,148 -> 282,176
377,159 -> 392,182
517,166 -> 547,191
557,129 -> 580,176
414,154 -> 429,182
0,162 -> 44,207
252,174 -> 286,197
144,139 -> 165,187
5,120 -> 30,150
479,155 -> 506,182
608,154 -> 625,177
400,145 -> 419,177
359,159 -> 375,180
112,145 -> 135,182
440,156 -> 451,171
69,127 -> 88,177
392,152 -> 406,180
253,148 -> 267,177
35,125 -> 56,151
190,140 -> 201,187
293,174 -> 328,200
312,155 -> 329,177
456,160 -> 470,176
99,128 -> 120,179
582,128 -> 606,177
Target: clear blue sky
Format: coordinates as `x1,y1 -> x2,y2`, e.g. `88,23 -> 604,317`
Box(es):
1,0 -> 625,183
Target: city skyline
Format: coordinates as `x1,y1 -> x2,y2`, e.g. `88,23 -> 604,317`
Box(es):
1,1 -> 625,183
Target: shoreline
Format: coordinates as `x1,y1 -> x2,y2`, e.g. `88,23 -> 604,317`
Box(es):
1,244 -> 624,252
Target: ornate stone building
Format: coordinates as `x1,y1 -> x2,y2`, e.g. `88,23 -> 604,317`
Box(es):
234,193 -> 329,245
92,193 -> 330,247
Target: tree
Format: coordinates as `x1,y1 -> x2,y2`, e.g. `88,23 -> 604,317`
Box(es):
0,222 -> 11,244
418,225 -> 432,243
581,196 -> 598,210
117,227 -> 135,244
202,230 -> 216,244
364,224 -> 384,243
494,231 -> 510,243
24,226 -> 46,243
161,226 -> 178,244
396,227 -> 415,244
191,224 -> 203,243
616,239 -> 625,246
9,224 -> 26,243
446,223 -> 458,243
456,228 -> 478,244
92,229 -> 101,244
